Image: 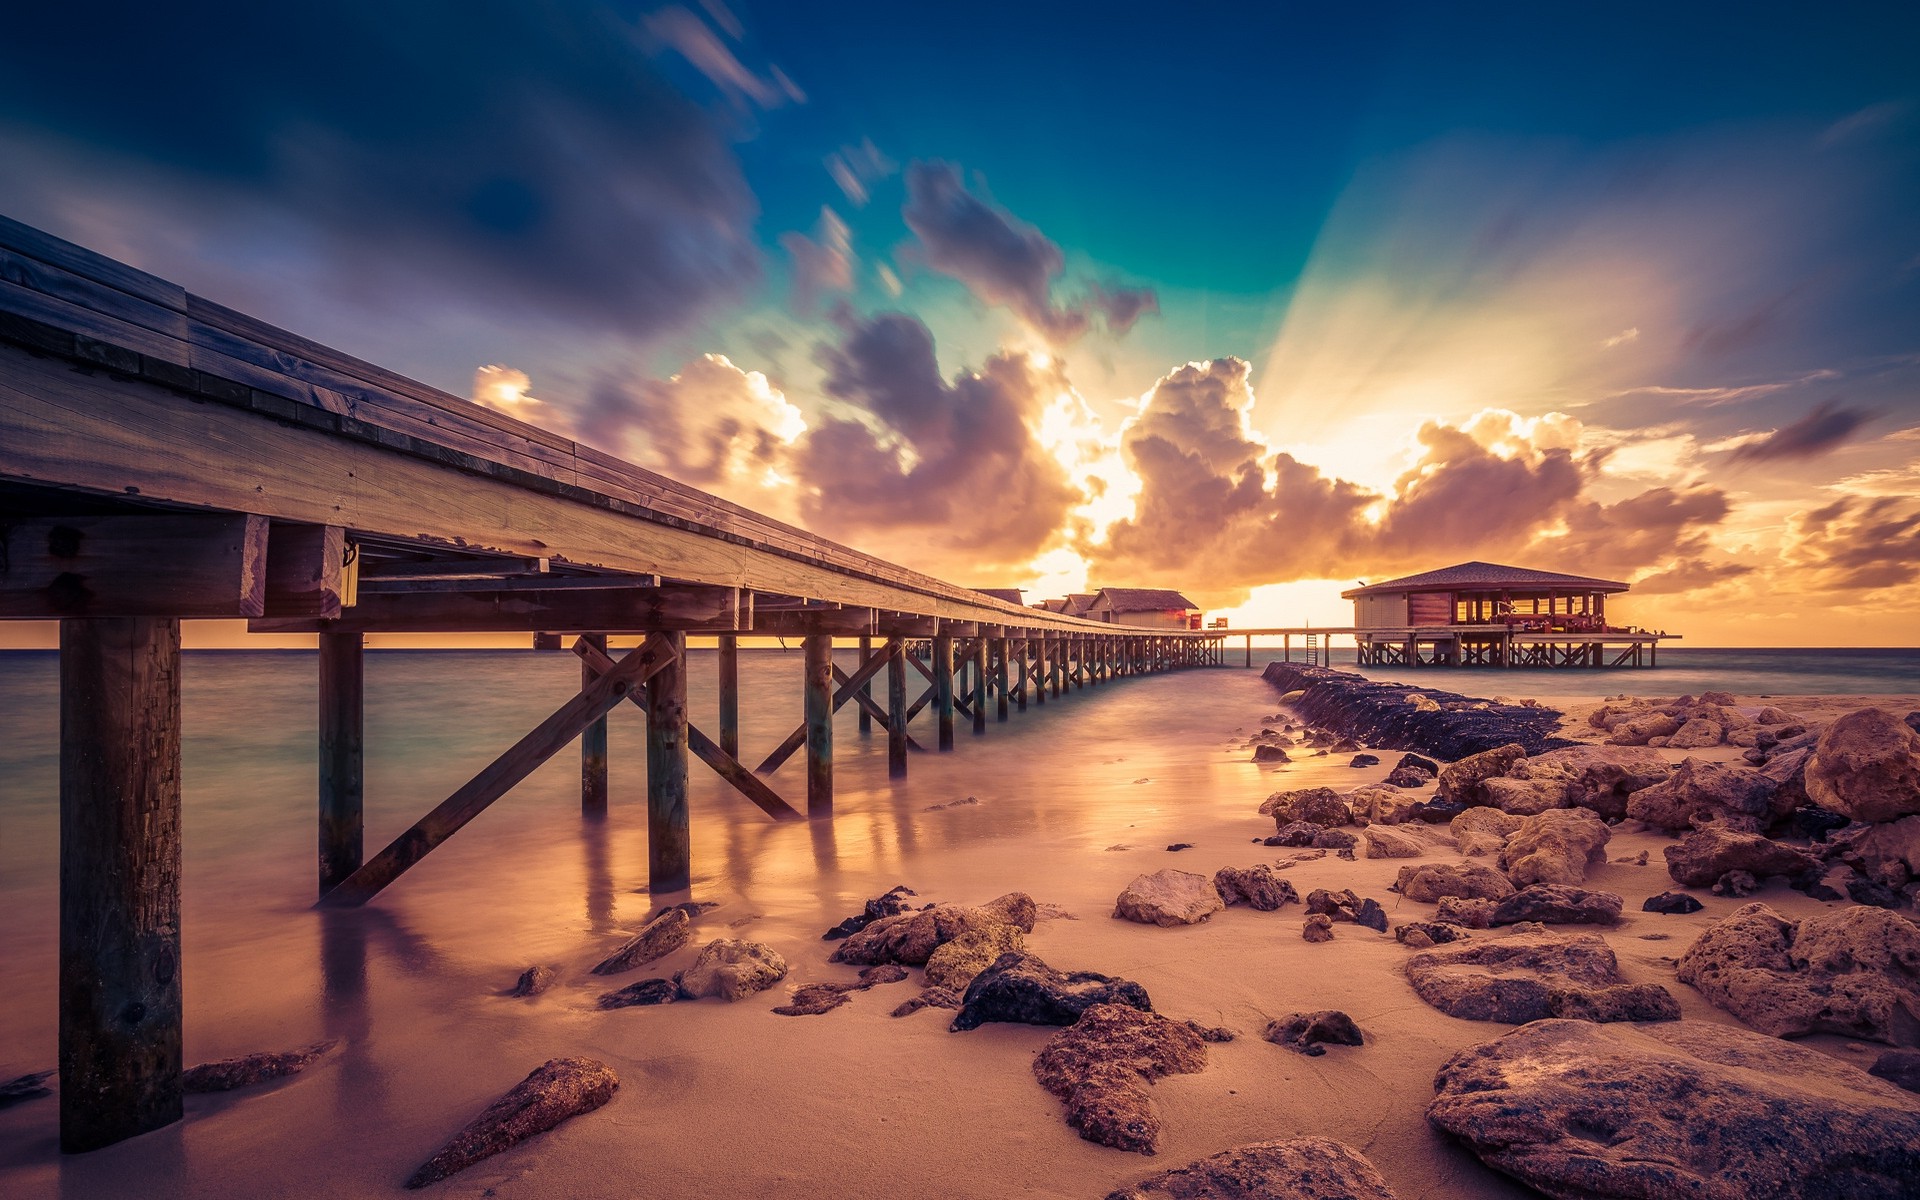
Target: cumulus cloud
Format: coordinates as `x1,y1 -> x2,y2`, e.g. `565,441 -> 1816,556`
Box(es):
0,2 -> 763,338
1087,358 -> 1734,600
471,365 -> 556,426
577,354 -> 806,511
791,312 -> 1083,572
779,207 -> 854,312
901,161 -> 1156,343
1727,399 -> 1880,462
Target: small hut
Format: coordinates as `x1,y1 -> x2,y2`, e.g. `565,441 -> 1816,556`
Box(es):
1087,588 -> 1201,630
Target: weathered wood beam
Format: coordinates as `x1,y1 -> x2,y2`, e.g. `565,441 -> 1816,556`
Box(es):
265,523 -> 344,619
646,632 -> 690,893
830,665 -> 928,751
318,634 -> 675,906
971,638 -> 988,734
580,634 -> 609,819
2,513 -> 267,618
318,631 -> 364,895
59,616 -> 182,1152
573,641 -> 800,821
804,634 -> 833,818
934,633 -> 954,751
856,636 -> 872,735
994,636 -> 1010,721
250,583 -> 738,634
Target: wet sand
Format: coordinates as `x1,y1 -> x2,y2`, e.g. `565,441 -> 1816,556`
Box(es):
1,666 -> 1914,1199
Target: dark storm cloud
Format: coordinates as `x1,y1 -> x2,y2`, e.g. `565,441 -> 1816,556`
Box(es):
792,312 -> 1081,568
0,3 -> 762,335
901,162 -> 1156,342
1089,358 -> 1732,593
1729,399 -> 1880,463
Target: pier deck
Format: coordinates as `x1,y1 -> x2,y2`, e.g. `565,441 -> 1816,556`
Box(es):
0,217 -> 1224,1151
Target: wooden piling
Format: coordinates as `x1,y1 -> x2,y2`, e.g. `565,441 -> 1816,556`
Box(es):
717,633 -> 739,760
971,638 -> 987,734
59,616 -> 183,1153
856,635 -> 872,735
580,633 -> 609,819
803,633 -> 833,817
318,630 -> 364,895
933,632 -> 954,751
1015,638 -> 1028,710
994,636 -> 1010,720
887,635 -> 908,778
647,632 -> 690,893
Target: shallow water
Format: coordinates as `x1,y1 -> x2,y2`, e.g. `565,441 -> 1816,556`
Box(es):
0,645 -> 1909,1196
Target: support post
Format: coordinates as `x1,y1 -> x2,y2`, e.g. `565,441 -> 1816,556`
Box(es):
59,616 -> 183,1153
856,635 -> 872,735
580,633 -> 609,819
804,633 -> 833,817
717,633 -> 739,760
647,632 -> 690,893
1033,639 -> 1046,705
995,637 -> 1010,720
887,635 -> 908,778
318,630 -> 364,894
934,632 -> 954,751
972,638 -> 988,734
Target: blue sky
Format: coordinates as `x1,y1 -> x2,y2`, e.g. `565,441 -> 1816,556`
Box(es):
2,2 -> 1917,642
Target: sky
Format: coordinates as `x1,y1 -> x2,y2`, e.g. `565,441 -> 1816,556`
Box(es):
3,2 -> 1917,646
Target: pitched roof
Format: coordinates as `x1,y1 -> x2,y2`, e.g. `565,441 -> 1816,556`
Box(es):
971,587 -> 1025,605
1092,587 -> 1200,612
1341,561 -> 1629,598
1063,593 -> 1097,616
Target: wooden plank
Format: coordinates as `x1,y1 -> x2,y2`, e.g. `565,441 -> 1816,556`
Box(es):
0,513 -> 267,618
59,616 -> 183,1152
249,584 -> 738,634
972,638 -> 988,734
856,636 -> 872,735
266,523 -> 344,619
318,631 -> 364,896
319,634 -> 674,906
646,632 -> 690,893
581,633 -> 609,819
0,215 -> 187,311
804,634 -> 833,818
573,640 -> 799,821
716,634 -> 739,760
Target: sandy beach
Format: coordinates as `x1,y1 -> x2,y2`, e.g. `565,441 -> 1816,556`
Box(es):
4,666 -> 1915,1199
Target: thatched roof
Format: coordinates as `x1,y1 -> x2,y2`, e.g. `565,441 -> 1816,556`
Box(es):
1341,562 -> 1628,598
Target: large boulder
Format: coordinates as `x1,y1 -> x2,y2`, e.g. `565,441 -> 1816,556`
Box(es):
951,951 -> 1152,1032
1262,787 -> 1352,827
1478,777 -> 1568,816
1500,808 -> 1611,887
1807,708 -> 1920,823
922,923 -> 1026,991
1663,828 -> 1820,889
1490,884 -> 1623,926
1405,930 -> 1679,1024
1511,745 -> 1673,819
1832,815 -> 1920,885
1427,1019 -> 1920,1200
1436,743 -> 1527,805
1675,902 -> 1920,1044
1347,785 -> 1414,825
1115,869 -> 1227,927
1607,711 -> 1683,746
830,893 -> 1036,965
678,939 -> 787,1001
405,1058 -> 618,1188
1395,861 -> 1516,903
1667,717 -> 1726,748
1625,758 -> 1784,833
1212,865 -> 1300,911
1105,1137 -> 1400,1200
1032,1004 -> 1207,1155
1360,825 -> 1429,858
1450,807 -> 1523,857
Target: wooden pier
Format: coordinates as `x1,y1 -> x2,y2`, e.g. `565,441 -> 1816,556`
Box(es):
0,217 -> 1228,1151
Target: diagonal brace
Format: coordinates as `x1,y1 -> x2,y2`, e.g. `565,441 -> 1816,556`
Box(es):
755,642 -> 899,774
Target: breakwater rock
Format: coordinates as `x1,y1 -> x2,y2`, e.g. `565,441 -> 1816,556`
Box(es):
1262,663 -> 1572,759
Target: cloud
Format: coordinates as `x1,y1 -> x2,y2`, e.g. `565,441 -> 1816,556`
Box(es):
576,354 -> 806,511
779,207 -> 854,312
0,2 -> 763,339
1782,495 -> 1920,590
791,312 -> 1083,572
901,161 -> 1156,343
1727,399 -> 1880,462
471,365 -> 557,426
825,138 -> 898,207
641,5 -> 805,109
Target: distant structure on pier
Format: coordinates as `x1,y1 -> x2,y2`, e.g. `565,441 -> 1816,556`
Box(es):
972,587 -> 1026,606
1340,561 -> 1672,668
1029,588 -> 1202,629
